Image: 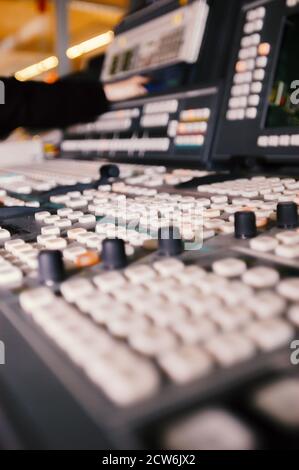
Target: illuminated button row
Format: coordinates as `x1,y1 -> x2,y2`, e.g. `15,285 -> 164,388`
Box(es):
257,135 -> 299,148
227,7 -> 270,122
62,138 -> 170,153
177,121 -> 207,135
175,135 -> 204,147
144,100 -> 178,115
180,108 -> 210,122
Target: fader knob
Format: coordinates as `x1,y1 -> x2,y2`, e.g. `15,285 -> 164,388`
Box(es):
99,164 -> 120,181
234,211 -> 257,239
102,238 -> 127,270
38,250 -> 65,285
158,226 -> 184,256
276,202 -> 298,229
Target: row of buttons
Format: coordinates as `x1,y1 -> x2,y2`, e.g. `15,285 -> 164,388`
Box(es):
62,138 -> 170,153
100,108 -> 140,120
257,135 -> 299,148
180,108 -> 211,122
227,6 -> 269,122
68,119 -> 132,135
177,121 -> 207,135
174,135 -> 205,147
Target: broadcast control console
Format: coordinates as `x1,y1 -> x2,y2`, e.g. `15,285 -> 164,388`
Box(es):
0,0 -> 299,450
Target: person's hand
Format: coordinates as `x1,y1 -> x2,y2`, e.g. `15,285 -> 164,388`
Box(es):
104,75 -> 149,102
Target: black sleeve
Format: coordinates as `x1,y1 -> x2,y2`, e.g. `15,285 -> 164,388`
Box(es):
0,76 -> 109,138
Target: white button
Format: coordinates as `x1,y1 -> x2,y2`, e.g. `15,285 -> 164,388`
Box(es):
0,229 -> 11,241
290,135 -> 299,146
20,287 -> 55,313
60,278 -> 95,302
63,245 -> 87,262
153,258 -> 184,276
4,239 -> 25,252
244,22 -> 255,34
57,208 -> 73,217
247,291 -> 286,319
251,33 -> 261,45
41,225 -> 60,236
256,56 -> 268,68
162,408 -> 256,451
246,107 -> 257,119
248,95 -> 260,107
44,237 -> 67,250
277,278 -> 299,301
67,211 -> 84,222
129,325 -> 177,356
44,215 -> 60,225
253,69 -> 265,81
254,19 -> 264,32
254,378 -> 299,427
212,258 -> 247,278
93,271 -> 127,292
35,211 -> 51,222
246,319 -> 294,351
158,345 -> 213,384
0,266 -> 23,288
251,81 -> 263,93
125,265 -> 157,284
250,236 -> 278,252
275,244 -> 299,259
205,333 -> 255,367
78,214 -> 96,228
268,135 -> 279,147
279,135 -> 291,146
256,7 -> 266,19
276,231 -> 299,245
67,228 -> 87,240
242,267 -> 280,288
257,136 -> 268,147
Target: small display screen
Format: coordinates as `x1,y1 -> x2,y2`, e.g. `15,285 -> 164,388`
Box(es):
266,14 -> 299,128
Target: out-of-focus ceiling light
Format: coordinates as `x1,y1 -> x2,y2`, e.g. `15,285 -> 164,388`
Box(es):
14,30 -> 114,81
15,56 -> 59,81
66,30 -> 114,59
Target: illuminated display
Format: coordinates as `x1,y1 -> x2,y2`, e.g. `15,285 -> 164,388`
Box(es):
266,14 -> 299,128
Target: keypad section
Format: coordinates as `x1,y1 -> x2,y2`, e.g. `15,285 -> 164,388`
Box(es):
227,5 -> 269,122
62,88 -> 217,164
19,257 -> 297,406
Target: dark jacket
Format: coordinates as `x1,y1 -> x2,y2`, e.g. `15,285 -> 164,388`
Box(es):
0,76 -> 109,139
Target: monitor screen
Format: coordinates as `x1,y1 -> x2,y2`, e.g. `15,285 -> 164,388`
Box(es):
266,13 -> 299,128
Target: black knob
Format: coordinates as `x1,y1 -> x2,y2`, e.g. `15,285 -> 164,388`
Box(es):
38,250 -> 65,285
158,226 -> 184,256
99,164 -> 120,180
234,211 -> 257,239
102,238 -> 127,270
277,202 -> 298,229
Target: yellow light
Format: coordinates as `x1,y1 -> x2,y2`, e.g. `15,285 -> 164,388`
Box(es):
66,30 -> 114,59
15,56 -> 59,81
